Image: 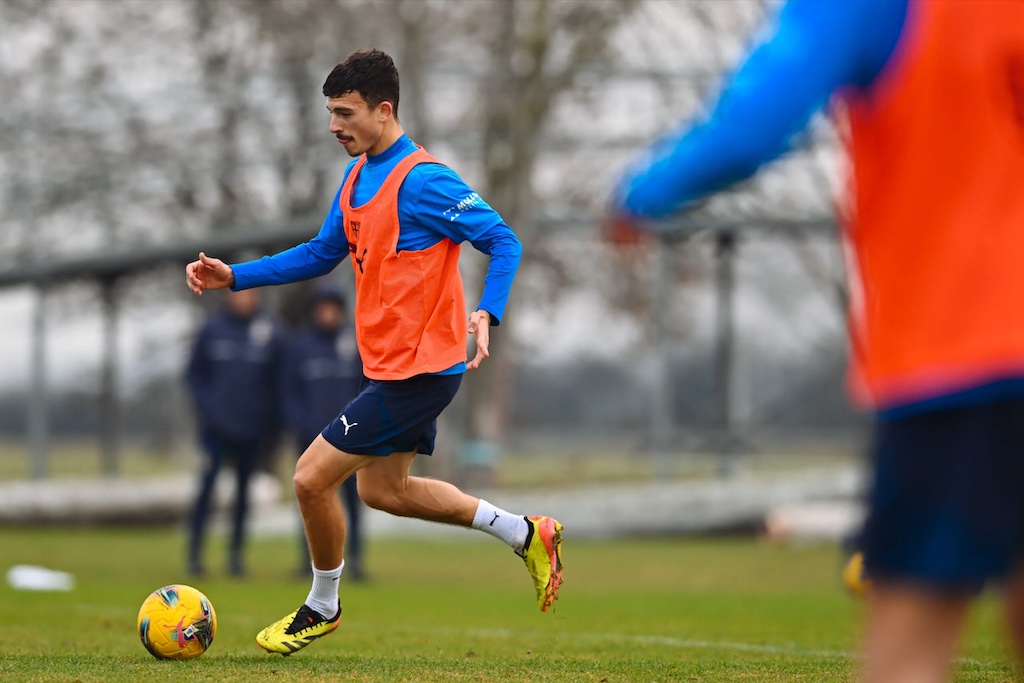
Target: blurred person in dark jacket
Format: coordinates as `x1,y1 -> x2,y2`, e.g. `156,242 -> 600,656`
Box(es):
283,284 -> 368,581
185,288 -> 286,577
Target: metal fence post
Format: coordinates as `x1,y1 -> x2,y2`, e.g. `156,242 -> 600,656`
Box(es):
28,285 -> 49,480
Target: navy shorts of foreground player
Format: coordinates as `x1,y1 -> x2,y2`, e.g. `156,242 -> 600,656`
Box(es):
320,373 -> 462,456
861,396 -> 1024,591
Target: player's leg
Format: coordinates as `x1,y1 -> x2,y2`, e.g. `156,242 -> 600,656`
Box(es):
1001,406 -> 1024,667
356,443 -> 563,610
329,373 -> 562,612
1003,564 -> 1024,668
356,450 -> 477,523
861,586 -> 969,683
293,434 -> 374,569
355,450 -> 546,559
858,398 -> 1024,682
349,374 -> 527,535
256,434 -> 375,655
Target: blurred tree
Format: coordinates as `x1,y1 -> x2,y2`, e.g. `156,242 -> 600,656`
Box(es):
448,0 -> 642,452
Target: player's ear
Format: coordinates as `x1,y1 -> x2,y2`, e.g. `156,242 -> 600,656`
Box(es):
378,101 -> 393,122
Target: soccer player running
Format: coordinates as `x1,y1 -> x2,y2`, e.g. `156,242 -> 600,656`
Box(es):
614,2 -> 1024,682
185,49 -> 563,655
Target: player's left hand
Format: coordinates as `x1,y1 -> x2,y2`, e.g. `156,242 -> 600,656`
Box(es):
467,309 -> 491,370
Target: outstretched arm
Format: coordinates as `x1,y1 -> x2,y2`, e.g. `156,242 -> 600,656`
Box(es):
184,186 -> 351,295
616,0 -> 906,220
231,191 -> 351,290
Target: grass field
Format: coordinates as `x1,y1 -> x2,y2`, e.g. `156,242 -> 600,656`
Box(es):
0,528 -> 1017,682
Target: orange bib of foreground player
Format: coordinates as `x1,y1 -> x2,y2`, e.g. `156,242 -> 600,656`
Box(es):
837,0 -> 1024,408
340,148 -> 468,381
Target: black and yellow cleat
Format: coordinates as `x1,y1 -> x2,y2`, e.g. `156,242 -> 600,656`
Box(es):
842,551 -> 871,598
256,603 -> 341,655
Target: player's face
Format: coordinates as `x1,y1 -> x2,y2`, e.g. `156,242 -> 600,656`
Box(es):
327,92 -> 389,157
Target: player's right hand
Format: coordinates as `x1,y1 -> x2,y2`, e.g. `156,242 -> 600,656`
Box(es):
602,211 -> 651,249
185,252 -> 235,295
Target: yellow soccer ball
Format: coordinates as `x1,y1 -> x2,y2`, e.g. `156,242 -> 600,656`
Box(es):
137,584 -> 217,660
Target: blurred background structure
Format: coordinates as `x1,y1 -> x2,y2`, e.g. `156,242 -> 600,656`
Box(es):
0,0 -> 864,538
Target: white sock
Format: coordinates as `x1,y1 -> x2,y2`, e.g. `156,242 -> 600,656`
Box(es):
305,560 -> 343,618
472,500 -> 529,553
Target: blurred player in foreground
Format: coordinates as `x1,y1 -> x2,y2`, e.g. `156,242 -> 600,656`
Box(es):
615,1 -> 1024,681
186,49 -> 563,656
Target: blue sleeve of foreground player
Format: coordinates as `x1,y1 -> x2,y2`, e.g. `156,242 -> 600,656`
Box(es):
231,186 -> 351,290
399,165 -> 522,325
467,223 -> 522,326
617,0 -> 907,219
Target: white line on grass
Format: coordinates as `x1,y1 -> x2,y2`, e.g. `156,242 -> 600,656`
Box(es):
461,627 -> 998,668
467,627 -> 854,659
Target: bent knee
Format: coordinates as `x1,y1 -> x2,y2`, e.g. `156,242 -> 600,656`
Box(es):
357,479 -> 404,513
293,465 -> 331,502
356,481 -> 390,511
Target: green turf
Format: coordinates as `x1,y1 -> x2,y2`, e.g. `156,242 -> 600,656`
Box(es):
0,529 -> 1017,682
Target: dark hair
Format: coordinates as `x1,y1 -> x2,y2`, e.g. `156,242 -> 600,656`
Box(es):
322,49 -> 400,117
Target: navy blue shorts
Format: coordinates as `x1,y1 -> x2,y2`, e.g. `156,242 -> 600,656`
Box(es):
320,373 -> 462,456
861,396 -> 1024,590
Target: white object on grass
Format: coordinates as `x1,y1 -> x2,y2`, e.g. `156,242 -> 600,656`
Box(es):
6,564 -> 75,591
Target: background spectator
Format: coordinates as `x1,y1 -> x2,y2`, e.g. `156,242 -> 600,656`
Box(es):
185,288 -> 286,577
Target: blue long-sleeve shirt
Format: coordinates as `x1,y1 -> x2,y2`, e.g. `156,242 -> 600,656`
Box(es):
618,0 -> 908,218
232,135 -> 522,326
